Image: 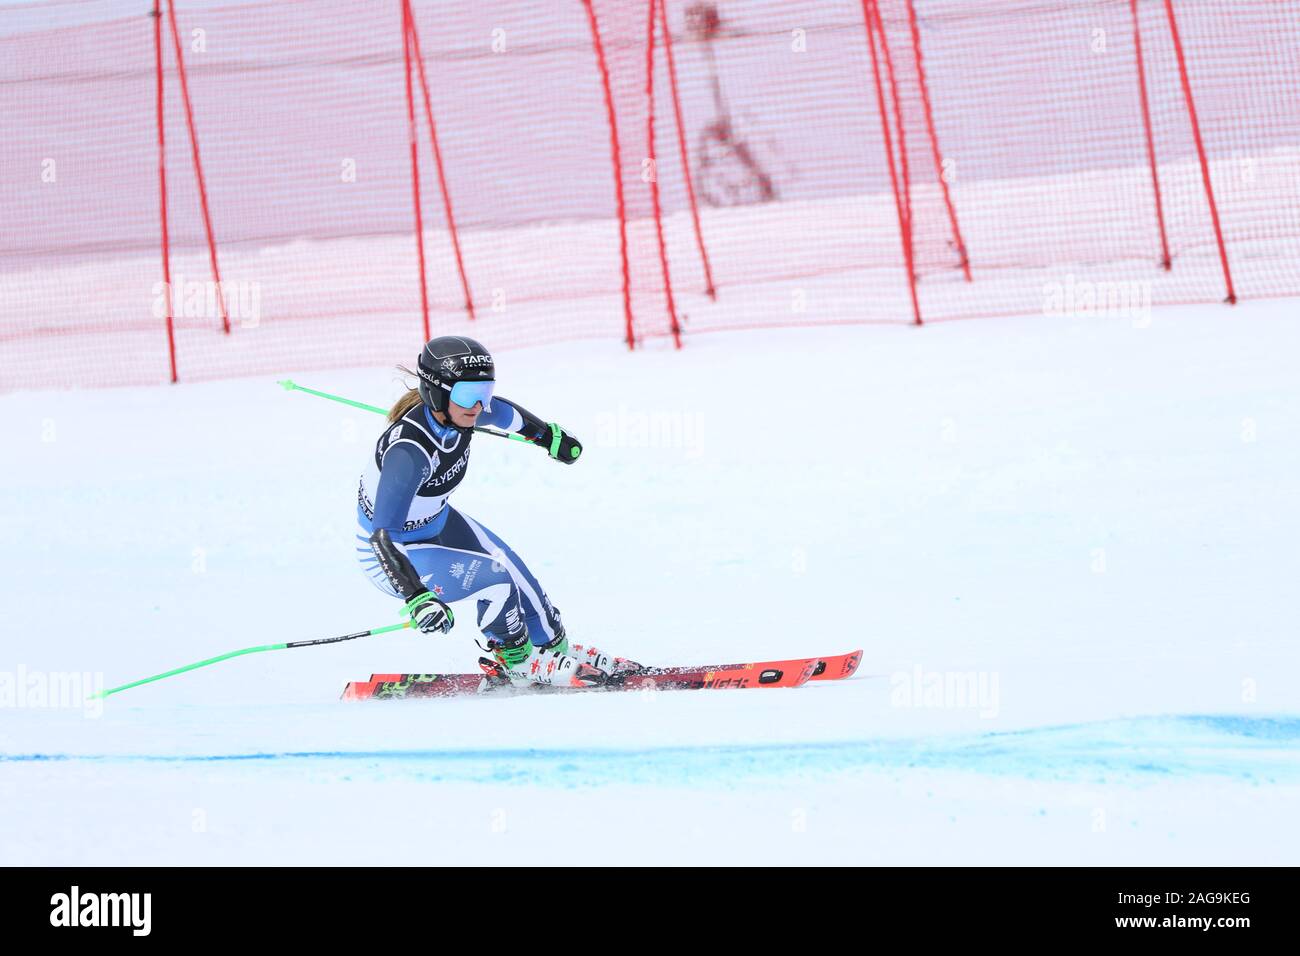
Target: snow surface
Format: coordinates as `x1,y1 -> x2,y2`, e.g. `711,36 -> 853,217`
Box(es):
2,301 -> 1299,864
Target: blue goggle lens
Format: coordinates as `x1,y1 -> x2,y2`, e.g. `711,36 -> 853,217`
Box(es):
449,380 -> 494,410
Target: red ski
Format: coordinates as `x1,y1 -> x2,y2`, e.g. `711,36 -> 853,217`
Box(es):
342,673 -> 484,701
811,649 -> 862,681
341,653 -> 839,701
648,648 -> 861,682
630,648 -> 861,683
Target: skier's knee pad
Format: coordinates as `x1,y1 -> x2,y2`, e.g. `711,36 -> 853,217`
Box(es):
475,589 -> 527,642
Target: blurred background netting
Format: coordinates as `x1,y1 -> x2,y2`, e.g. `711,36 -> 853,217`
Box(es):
1,0 -> 1297,389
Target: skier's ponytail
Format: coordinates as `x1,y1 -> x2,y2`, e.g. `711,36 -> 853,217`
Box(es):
388,366 -> 423,423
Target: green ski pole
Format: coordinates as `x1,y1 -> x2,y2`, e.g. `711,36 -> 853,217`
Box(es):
90,621 -> 413,700
278,379 -> 533,444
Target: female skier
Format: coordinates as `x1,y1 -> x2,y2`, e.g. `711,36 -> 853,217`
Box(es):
356,335 -> 639,687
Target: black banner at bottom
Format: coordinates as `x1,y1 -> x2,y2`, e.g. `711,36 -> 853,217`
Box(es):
0,866 -> 1283,943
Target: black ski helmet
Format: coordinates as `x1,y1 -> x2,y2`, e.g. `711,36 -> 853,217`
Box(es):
416,335 -> 495,413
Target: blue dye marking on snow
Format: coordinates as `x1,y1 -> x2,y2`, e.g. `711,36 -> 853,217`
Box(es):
5,715 -> 1298,787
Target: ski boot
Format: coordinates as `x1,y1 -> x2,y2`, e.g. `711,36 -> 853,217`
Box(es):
568,642 -> 644,684
488,632 -> 640,688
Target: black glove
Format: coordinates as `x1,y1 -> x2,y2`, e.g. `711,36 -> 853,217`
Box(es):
542,422 -> 582,464
404,589 -> 454,635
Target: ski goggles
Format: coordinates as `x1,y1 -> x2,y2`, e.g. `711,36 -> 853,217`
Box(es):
448,379 -> 494,410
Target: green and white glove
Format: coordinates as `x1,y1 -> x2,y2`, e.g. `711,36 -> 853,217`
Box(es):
543,422 -> 582,464
405,590 -> 454,635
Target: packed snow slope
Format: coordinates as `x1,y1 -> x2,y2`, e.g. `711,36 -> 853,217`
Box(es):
2,302 -> 1298,864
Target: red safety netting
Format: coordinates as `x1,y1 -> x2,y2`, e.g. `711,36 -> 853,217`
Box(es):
1,0 -> 1297,390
